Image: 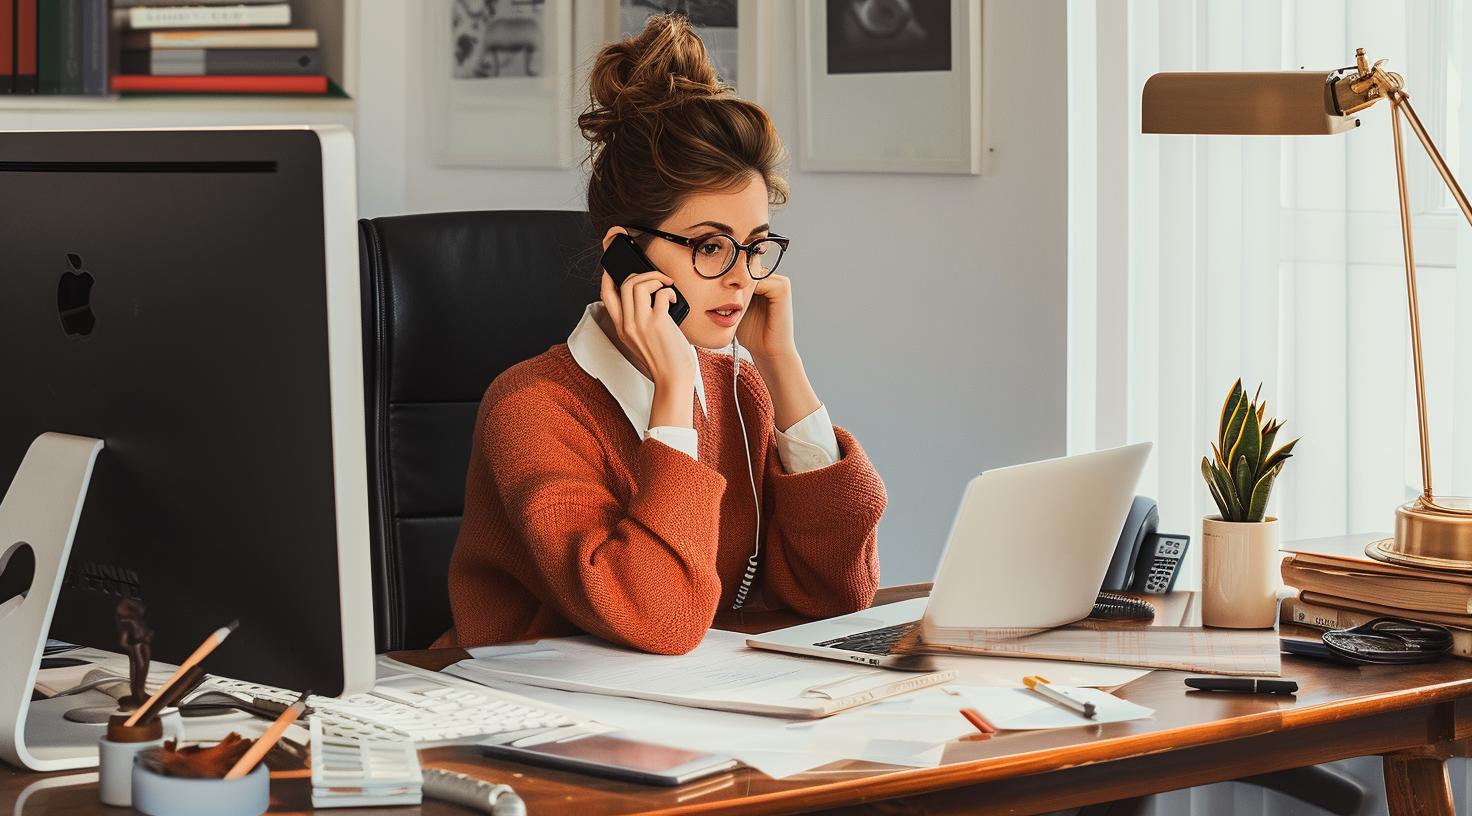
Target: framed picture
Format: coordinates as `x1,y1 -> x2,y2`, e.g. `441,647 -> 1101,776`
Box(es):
607,0 -> 766,104
431,0 -> 575,168
797,0 -> 982,174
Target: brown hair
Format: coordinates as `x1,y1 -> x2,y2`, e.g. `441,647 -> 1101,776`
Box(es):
578,13 -> 789,237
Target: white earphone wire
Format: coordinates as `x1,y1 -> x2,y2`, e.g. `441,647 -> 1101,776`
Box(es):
729,336 -> 761,610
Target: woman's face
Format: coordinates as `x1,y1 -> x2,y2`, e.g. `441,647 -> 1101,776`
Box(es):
640,174 -> 772,350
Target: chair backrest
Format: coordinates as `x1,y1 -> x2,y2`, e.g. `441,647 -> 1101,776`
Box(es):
358,210 -> 598,650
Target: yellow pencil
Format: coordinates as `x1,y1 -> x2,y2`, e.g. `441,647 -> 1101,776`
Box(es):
224,690 -> 310,780
123,619 -> 238,727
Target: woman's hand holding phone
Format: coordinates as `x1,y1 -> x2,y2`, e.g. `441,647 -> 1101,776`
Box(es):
600,270 -> 696,428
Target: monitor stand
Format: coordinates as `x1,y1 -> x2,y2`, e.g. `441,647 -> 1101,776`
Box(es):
0,432 -> 107,771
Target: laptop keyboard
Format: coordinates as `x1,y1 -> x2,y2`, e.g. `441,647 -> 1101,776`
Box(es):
814,621 -> 918,655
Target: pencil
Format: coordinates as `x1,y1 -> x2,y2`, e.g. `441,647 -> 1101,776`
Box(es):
960,707 -> 997,737
224,689 -> 309,780
132,664 -> 206,726
123,620 -> 239,727
1022,675 -> 1097,719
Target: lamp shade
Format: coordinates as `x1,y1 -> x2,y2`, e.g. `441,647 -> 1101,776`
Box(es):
1142,71 -> 1360,135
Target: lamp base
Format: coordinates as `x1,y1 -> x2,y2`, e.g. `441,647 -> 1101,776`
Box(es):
1365,497 -> 1472,572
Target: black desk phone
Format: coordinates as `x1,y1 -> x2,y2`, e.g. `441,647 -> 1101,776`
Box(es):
1100,496 -> 1189,594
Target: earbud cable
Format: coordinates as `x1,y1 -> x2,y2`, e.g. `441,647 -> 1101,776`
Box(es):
730,337 -> 761,610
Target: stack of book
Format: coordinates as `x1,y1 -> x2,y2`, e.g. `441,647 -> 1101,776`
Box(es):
1280,532 -> 1472,660
113,0 -> 326,94
0,0 -> 328,96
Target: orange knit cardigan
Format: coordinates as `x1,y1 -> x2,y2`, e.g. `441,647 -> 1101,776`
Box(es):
434,343 -> 887,654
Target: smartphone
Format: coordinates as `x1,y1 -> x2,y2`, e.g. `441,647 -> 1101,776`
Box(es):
600,233 -> 690,325
480,732 -> 737,786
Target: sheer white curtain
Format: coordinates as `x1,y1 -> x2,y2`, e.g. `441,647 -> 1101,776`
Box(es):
1069,0 -> 1472,812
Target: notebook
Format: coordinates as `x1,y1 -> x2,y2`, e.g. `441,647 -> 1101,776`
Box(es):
451,629 -> 956,719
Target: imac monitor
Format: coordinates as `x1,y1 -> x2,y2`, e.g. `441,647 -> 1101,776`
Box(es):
0,127 -> 374,704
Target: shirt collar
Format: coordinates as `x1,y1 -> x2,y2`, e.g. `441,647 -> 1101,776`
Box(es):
566,303 -> 707,433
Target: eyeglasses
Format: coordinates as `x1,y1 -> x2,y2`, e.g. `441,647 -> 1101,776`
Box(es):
629,225 -> 789,280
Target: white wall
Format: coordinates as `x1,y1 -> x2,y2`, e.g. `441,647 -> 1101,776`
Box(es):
355,0 -> 1069,584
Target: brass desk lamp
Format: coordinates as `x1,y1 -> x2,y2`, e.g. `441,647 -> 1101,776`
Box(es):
1143,49 -> 1472,570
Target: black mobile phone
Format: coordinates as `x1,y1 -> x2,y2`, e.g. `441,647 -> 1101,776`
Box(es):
600,233 -> 690,325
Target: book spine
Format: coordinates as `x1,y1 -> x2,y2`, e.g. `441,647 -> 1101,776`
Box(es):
58,0 -> 80,94
203,47 -> 319,75
123,47 -> 321,76
114,0 -> 284,6
110,73 -> 326,93
35,0 -> 55,92
1283,596 -> 1472,660
126,4 -> 290,30
123,29 -> 318,50
1,0 -> 13,93
13,0 -> 32,92
79,0 -> 104,94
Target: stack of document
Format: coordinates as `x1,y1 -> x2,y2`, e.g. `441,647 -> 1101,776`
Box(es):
452,629 -> 956,718
438,629 -> 1161,779
904,592 -> 1281,676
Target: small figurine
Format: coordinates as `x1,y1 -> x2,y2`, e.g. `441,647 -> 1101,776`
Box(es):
115,598 -> 153,710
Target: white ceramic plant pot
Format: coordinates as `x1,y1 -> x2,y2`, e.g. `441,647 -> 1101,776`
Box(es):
1201,516 -> 1281,628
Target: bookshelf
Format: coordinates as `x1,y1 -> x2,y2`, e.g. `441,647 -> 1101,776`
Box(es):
0,0 -> 358,129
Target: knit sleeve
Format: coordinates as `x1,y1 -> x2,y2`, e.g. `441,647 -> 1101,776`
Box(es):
759,424 -> 886,617
479,386 -> 728,655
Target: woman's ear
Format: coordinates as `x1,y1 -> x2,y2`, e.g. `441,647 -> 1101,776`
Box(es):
601,226 -> 630,252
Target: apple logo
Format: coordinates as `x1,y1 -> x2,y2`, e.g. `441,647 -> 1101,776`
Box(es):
57,252 -> 96,336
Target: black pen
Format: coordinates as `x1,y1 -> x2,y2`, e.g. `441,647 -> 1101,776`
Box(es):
1185,677 -> 1298,695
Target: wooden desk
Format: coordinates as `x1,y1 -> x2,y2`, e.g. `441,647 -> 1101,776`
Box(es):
5,585 -> 1470,815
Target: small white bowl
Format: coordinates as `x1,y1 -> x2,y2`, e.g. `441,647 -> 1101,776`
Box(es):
131,755 -> 268,816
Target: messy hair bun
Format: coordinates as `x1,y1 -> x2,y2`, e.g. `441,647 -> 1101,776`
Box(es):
579,13 -> 788,237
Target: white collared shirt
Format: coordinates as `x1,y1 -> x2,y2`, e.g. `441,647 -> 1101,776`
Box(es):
565,303 -> 841,472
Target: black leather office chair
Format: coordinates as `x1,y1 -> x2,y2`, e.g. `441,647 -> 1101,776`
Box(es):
357,210 -> 598,652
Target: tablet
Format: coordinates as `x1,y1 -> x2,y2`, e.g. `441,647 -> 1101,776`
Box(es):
480,732 -> 738,787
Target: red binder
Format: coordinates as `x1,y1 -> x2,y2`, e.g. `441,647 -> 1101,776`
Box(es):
14,0 -> 34,93
1,0 -> 13,93
110,74 -> 327,94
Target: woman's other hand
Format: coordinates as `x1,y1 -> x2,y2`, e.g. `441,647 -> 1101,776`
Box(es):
735,273 -> 798,364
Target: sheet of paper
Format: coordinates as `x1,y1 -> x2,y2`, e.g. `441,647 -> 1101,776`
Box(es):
33,647 -> 177,697
952,685 -> 1154,730
926,652 -> 1151,689
444,666 -> 963,779
464,629 -> 949,715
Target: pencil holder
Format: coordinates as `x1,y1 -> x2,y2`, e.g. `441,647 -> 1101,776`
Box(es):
131,751 -> 269,816
98,715 -> 164,807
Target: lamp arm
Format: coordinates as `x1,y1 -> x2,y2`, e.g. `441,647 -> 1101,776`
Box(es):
1391,90 -> 1472,231
1386,88 -> 1469,513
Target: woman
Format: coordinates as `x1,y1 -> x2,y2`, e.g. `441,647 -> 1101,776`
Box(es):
437,13 -> 887,654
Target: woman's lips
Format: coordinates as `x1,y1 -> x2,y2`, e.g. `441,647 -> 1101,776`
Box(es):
707,306 -> 742,328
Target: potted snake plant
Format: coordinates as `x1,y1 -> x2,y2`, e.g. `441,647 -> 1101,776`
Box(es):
1199,380 -> 1298,628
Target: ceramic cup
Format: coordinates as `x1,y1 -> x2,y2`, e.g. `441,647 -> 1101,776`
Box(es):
98,714 -> 163,807
131,752 -> 269,816
1201,515 -> 1281,628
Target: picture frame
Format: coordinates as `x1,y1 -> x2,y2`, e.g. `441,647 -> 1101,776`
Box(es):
431,0 -> 575,169
797,0 -> 982,174
606,0 -> 767,105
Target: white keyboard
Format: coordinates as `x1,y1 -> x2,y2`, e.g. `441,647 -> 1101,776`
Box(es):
196,672 -> 577,746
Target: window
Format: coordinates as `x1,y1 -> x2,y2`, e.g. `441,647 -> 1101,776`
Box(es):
1069,0 -> 1472,585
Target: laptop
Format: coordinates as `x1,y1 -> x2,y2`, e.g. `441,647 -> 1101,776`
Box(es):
747,443 -> 1153,669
